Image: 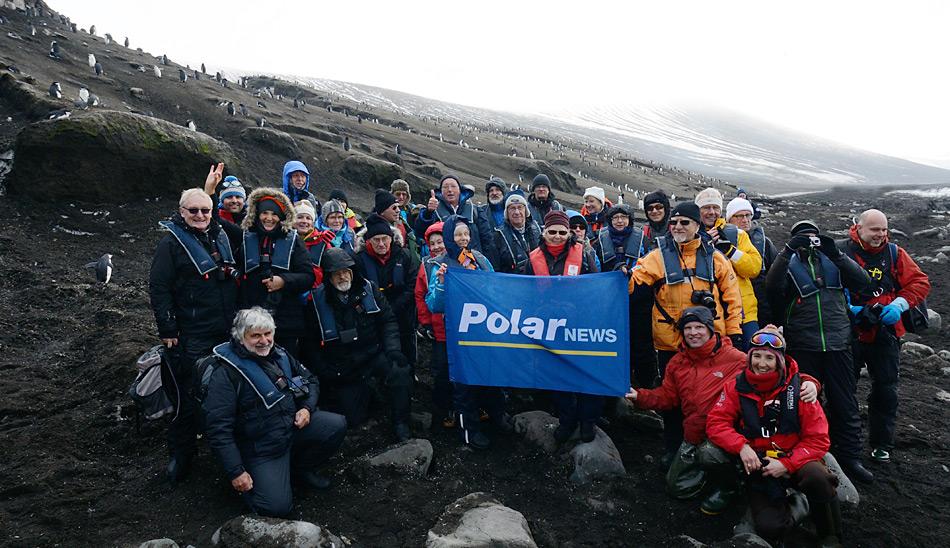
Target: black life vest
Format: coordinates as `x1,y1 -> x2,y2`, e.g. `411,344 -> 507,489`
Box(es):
307,240 -> 328,267
844,241 -> 896,302
787,251 -> 841,298
359,251 -> 407,292
495,223 -> 540,272
720,224 -> 739,247
309,281 -> 381,342
735,372 -> 801,440
243,230 -> 297,273
657,235 -> 715,284
212,343 -> 294,409
159,220 -> 235,276
598,227 -> 645,269
748,226 -> 767,274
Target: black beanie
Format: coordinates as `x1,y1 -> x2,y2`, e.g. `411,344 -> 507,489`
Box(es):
531,173 -> 552,191
643,190 -> 670,211
257,197 -> 286,220
363,213 -> 393,240
669,202 -> 701,225
677,306 -> 716,334
329,189 -> 348,203
373,189 -> 398,214
790,219 -> 820,235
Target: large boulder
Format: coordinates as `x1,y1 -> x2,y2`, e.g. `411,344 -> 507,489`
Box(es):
211,515 -> 342,548
928,308 -> 942,331
355,438 -> 433,479
137,540 -> 179,548
0,73 -> 64,119
823,453 -> 860,506
8,111 -> 238,203
512,410 -> 560,454
240,127 -> 300,158
426,492 -> 537,548
569,427 -> 627,484
339,154 -> 404,190
901,341 -> 935,360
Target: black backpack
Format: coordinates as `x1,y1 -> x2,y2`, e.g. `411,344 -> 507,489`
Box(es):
888,243 -> 930,333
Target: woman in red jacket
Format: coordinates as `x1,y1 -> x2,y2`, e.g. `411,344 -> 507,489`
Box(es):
706,325 -> 842,546
414,222 -> 453,426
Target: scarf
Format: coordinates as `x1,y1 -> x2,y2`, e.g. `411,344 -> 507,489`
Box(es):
744,369 -> 783,394
457,249 -> 478,270
546,242 -> 566,258
366,242 -> 392,265
608,225 -> 633,249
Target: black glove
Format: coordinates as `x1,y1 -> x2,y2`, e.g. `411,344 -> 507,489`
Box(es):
387,351 -> 410,368
729,334 -> 744,349
818,235 -> 841,259
784,233 -> 812,253
715,239 -> 737,258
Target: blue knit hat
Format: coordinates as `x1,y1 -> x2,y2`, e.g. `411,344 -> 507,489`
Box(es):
219,176 -> 246,203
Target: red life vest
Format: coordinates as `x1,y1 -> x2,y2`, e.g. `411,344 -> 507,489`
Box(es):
529,243 -> 584,276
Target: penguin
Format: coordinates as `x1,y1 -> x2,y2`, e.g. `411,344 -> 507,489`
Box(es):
30,25 -> 35,36
47,109 -> 70,120
215,72 -> 221,83
357,115 -> 362,124
293,98 -> 299,108
395,143 -> 401,155
178,69 -> 186,83
257,100 -> 266,108
89,24 -> 96,35
124,36 -> 129,48
162,54 -> 168,65
222,79 -> 229,88
71,23 -> 77,33
193,69 -> 200,80
186,119 -> 196,131
86,254 -> 113,284
153,65 -> 161,78
227,102 -> 235,116
88,94 -> 100,106
88,53 -> 96,68
48,81 -> 62,99
326,105 -> 331,113
239,104 -> 248,117
439,133 -> 443,142
94,62 -> 102,76
78,87 -> 89,105
258,117 -> 266,128
49,40 -> 60,58
343,136 -> 350,151
104,33 -> 112,45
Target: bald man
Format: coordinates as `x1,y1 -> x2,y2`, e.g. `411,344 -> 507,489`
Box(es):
837,209 -> 930,464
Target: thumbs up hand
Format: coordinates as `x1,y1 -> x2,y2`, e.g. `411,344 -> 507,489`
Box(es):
427,189 -> 439,212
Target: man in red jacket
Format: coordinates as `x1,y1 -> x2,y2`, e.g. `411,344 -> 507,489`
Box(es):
837,209 -> 930,463
625,307 -> 818,512
707,326 -> 841,547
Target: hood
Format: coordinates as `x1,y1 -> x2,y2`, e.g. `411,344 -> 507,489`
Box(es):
281,160 -> 312,198
848,224 -> 888,251
241,187 -> 296,233
441,215 -> 469,259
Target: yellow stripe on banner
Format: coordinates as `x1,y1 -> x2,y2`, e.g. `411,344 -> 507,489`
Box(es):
457,340 -> 617,357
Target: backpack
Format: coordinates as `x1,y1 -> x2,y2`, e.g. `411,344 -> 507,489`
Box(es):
128,345 -> 175,420
889,243 -> 930,333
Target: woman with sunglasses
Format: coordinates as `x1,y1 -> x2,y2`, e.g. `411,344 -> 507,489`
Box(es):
525,210 -> 601,443
706,325 -> 840,546
641,189 -> 671,253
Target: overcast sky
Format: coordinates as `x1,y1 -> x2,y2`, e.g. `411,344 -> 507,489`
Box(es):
51,0 -> 950,168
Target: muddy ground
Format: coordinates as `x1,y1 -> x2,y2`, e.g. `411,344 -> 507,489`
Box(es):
0,186 -> 948,547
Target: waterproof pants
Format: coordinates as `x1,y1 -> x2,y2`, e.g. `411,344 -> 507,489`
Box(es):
666,440 -> 732,499
429,341 -> 453,414
740,321 -> 760,352
790,349 -> 864,461
631,297 -> 659,388
322,353 -> 413,428
161,333 -> 226,457
454,383 -> 506,436
241,410 -> 347,517
747,460 -> 838,544
551,391 -> 604,429
657,350 -> 685,455
853,333 -> 900,450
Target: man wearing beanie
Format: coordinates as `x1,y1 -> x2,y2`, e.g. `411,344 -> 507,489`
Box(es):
329,189 -> 363,232
390,179 -> 421,229
491,190 -> 541,274
527,173 -> 564,228
203,170 -> 248,225
356,214 -> 420,398
581,186 -> 612,236
695,188 -> 763,350
372,188 -> 419,261
642,189 -> 671,252
766,219 -> 874,483
707,325 -> 839,544
628,202 -> 743,459
414,174 -> 496,265
726,197 -> 779,326
478,177 -> 507,230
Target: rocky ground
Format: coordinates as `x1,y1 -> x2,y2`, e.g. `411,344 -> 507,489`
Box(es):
1,3 -> 949,548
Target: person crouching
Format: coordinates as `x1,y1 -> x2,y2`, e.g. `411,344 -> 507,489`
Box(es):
202,307 -> 346,518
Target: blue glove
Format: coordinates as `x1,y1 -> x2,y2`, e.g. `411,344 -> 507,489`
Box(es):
879,297 -> 909,326
849,305 -> 863,316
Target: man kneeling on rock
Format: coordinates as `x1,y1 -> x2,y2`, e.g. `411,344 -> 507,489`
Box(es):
202,307 -> 346,518
625,307 -> 819,514
706,326 -> 842,547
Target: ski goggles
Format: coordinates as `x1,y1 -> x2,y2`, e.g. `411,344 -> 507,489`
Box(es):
749,332 -> 785,350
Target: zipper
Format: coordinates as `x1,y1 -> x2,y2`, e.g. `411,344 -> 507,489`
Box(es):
808,253 -> 827,351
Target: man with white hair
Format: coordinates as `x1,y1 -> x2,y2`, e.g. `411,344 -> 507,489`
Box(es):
837,209 -> 930,464
492,190 -> 541,273
150,187 -> 241,484
203,307 -> 346,517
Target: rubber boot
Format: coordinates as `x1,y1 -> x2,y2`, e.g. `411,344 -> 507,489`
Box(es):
811,499 -> 844,548
458,412 -> 490,450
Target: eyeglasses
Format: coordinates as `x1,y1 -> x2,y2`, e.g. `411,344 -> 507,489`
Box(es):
646,204 -> 665,212
570,225 -> 586,231
670,219 -> 693,226
545,229 -> 569,236
390,204 -> 400,211
182,207 -> 212,215
750,332 -> 785,350
731,213 -> 753,220
221,179 -> 242,189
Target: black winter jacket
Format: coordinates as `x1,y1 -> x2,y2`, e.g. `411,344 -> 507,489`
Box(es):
355,246 -> 418,329
202,341 -> 319,480
766,247 -> 870,352
492,222 -> 542,274
149,216 -> 239,339
751,235 -> 779,326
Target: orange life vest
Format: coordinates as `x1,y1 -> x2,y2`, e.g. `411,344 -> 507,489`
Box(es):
529,243 -> 584,276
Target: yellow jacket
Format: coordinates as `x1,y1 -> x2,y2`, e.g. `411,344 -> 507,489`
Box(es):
711,218 -> 762,323
629,236 -> 743,351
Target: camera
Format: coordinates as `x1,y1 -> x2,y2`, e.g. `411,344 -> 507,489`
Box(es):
691,289 -> 717,310
855,302 -> 884,328
809,236 -> 821,247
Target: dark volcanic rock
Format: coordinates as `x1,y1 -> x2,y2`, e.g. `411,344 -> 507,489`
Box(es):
240,127 -> 300,158
340,154 -> 405,189
0,73 -> 64,120
8,111 -> 238,203
518,162 -> 577,193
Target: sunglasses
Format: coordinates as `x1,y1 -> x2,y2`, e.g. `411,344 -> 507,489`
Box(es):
221,179 -> 242,189
570,225 -> 586,231
670,219 -> 693,226
646,204 -> 665,211
545,229 -> 569,236
750,332 -> 785,350
182,207 -> 212,215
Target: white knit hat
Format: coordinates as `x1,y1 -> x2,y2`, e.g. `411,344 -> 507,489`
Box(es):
694,188 -> 723,209
294,200 -> 316,220
725,198 -> 754,222
583,186 -> 606,205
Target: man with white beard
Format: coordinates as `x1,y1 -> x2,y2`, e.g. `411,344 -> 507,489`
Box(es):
478,178 -> 508,231
492,191 -> 541,274
302,248 -> 413,442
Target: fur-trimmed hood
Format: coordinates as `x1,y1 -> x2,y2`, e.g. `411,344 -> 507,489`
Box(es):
241,187 -> 296,233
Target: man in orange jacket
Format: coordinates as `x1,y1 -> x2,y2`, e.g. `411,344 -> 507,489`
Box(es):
837,209 -> 930,463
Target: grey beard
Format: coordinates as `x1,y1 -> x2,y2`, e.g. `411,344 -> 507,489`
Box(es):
332,280 -> 352,292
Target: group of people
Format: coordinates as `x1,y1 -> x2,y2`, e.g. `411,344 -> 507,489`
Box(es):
149,161 -> 930,545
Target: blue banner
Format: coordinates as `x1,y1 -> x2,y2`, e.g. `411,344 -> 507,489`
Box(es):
444,268 -> 630,397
